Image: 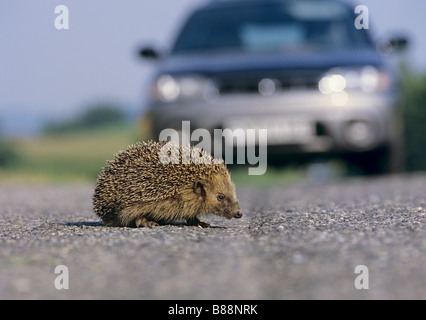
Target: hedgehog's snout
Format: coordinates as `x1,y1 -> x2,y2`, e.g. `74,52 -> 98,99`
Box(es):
234,211 -> 242,219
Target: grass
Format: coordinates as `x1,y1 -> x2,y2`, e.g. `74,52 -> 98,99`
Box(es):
230,165 -> 305,188
0,124 -> 307,186
1,124 -> 140,183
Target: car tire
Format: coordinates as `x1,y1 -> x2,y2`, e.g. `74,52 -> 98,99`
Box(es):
346,143 -> 404,175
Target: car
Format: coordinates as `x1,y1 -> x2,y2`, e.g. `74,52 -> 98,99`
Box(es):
139,0 -> 407,174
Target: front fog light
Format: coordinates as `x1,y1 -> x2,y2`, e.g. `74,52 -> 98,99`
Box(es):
344,121 -> 375,149
330,91 -> 348,107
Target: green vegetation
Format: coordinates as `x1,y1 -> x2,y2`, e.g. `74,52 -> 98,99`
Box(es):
0,105 -> 139,183
0,104 -> 305,185
0,139 -> 19,168
43,104 -> 127,134
0,123 -> 305,185
230,165 -> 305,188
399,72 -> 426,171
0,124 -> 139,183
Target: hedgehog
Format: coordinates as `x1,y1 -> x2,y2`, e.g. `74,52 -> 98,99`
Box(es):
92,141 -> 242,227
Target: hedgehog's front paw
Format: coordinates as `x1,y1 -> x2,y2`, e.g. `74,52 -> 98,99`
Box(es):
135,217 -> 159,228
186,217 -> 210,228
197,221 -> 210,228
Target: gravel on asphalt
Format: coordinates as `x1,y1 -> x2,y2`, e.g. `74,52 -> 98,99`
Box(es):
0,174 -> 425,299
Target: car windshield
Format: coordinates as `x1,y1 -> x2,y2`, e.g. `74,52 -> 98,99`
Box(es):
171,1 -> 372,54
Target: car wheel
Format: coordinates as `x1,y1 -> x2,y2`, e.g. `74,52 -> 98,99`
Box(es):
346,143 -> 404,175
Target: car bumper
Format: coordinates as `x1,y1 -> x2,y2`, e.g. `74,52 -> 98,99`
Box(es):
146,90 -> 399,154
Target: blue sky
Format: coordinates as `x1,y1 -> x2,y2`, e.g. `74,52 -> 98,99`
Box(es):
0,0 -> 425,136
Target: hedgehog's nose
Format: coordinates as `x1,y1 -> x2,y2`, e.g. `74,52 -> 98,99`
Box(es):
234,211 -> 242,219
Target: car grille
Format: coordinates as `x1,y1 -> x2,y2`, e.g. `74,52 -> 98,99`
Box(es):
215,71 -> 321,95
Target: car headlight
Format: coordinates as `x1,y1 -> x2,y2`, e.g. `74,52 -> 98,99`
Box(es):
151,74 -> 216,103
318,66 -> 392,95
155,75 -> 181,102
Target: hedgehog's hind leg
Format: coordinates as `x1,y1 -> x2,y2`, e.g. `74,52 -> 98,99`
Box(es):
135,216 -> 159,228
119,204 -> 160,227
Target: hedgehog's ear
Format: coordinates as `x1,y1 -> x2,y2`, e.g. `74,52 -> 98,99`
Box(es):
194,180 -> 206,198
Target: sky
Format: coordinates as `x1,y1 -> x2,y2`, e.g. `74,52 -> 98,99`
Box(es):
0,0 -> 425,136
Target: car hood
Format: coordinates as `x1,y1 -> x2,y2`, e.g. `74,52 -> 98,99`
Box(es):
157,48 -> 384,76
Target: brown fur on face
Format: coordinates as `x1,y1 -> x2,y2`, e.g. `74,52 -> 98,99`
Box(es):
93,141 -> 242,228
196,172 -> 242,220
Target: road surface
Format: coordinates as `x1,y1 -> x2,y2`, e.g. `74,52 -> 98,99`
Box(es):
0,174 -> 425,299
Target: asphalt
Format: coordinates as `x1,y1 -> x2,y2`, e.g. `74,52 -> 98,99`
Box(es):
0,174 -> 425,299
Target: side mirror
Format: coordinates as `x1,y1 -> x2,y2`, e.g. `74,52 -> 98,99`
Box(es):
139,46 -> 161,60
388,36 -> 409,52
377,36 -> 409,56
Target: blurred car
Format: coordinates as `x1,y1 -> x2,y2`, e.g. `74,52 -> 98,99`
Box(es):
139,0 -> 407,174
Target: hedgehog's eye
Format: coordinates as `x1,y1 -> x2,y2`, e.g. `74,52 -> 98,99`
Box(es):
217,194 -> 225,201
